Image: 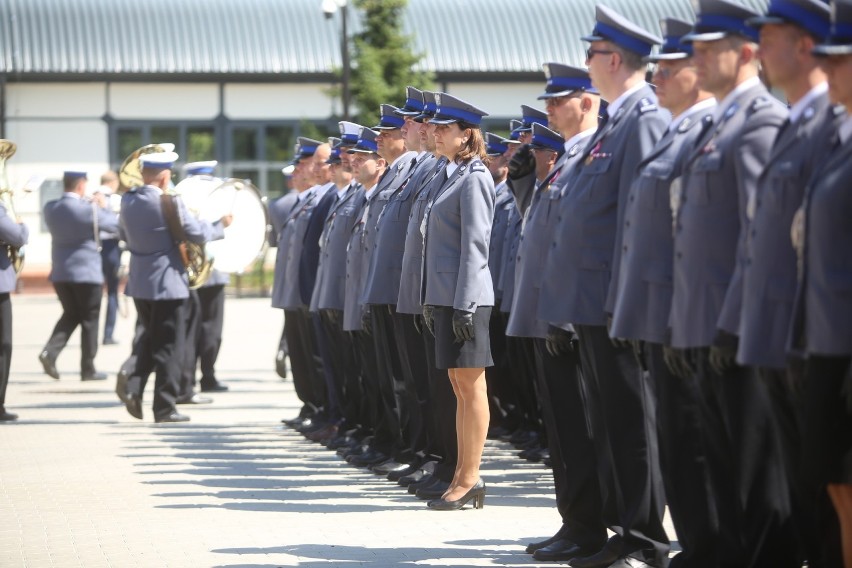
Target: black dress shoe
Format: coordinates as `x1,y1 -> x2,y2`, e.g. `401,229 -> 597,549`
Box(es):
176,394 -> 213,405
282,415 -> 306,427
371,459 -> 408,475
200,381 -> 228,392
568,546 -> 621,568
415,479 -> 451,499
608,558 -> 656,568
115,369 -> 129,403
0,409 -> 18,421
407,473 -> 436,493
427,480 -> 486,510
102,337 -> 119,345
155,412 -> 190,423
81,371 -> 107,381
533,539 -> 586,561
387,461 -> 421,481
525,529 -> 567,554
125,393 -> 143,420
398,468 -> 426,486
349,448 -> 388,467
38,351 -> 59,380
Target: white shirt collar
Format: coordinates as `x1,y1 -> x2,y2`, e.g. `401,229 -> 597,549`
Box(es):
363,184 -> 378,198
315,181 -> 334,198
838,114 -> 852,145
563,127 -> 597,152
670,97 -> 717,132
606,81 -> 647,118
715,76 -> 761,123
789,82 -> 828,124
336,185 -> 349,199
297,185 -> 317,202
446,161 -> 460,178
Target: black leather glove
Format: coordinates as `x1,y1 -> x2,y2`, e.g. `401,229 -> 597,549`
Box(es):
507,144 -> 535,180
361,306 -> 373,335
709,330 -> 739,375
545,325 -> 576,357
663,345 -> 692,379
452,309 -> 475,343
422,305 -> 435,336
413,313 -> 424,335
607,315 -> 630,349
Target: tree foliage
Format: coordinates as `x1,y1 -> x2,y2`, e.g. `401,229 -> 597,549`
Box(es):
348,0 -> 434,125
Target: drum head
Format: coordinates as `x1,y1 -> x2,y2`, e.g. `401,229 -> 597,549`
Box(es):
198,179 -> 268,273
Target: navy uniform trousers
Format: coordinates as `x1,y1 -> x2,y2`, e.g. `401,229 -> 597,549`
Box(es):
44,282 -> 102,375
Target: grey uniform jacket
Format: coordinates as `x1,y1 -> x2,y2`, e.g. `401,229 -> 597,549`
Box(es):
610,109 -> 714,344
422,159 -> 496,311
0,204 -> 28,294
269,191 -> 299,308
508,143 -> 588,338
498,205 -> 522,314
738,94 -> 842,368
789,124 -> 852,357
670,83 -> 787,348
44,193 -> 119,285
539,84 -> 669,327
343,186 -> 379,331
362,154 -> 441,306
489,181 -> 513,304
310,182 -> 359,312
121,185 -> 223,301
281,183 -> 334,310
396,157 -> 449,315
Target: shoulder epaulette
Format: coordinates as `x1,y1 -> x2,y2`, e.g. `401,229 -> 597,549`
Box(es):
470,159 -> 487,173
750,96 -> 771,111
638,97 -> 658,114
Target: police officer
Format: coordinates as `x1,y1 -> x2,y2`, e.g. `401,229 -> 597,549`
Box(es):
608,18 -> 718,567
0,190 -> 28,420
538,6 -> 670,566
119,151 -> 230,423
40,170 -> 119,382
515,65 -> 605,562
670,0 -> 791,564
420,93 -> 495,511
269,164 -> 298,384
744,1 -> 841,564
792,0 -> 852,561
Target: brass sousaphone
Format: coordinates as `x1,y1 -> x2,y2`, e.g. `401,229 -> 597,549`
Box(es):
118,143 -> 212,288
0,140 -> 25,274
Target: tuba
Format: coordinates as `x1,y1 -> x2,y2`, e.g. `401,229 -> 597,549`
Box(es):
118,143 -> 211,289
0,140 -> 25,274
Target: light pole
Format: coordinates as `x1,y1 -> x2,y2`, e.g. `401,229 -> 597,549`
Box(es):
321,0 -> 351,121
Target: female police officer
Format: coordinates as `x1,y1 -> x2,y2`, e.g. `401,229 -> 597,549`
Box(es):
420,93 -> 495,510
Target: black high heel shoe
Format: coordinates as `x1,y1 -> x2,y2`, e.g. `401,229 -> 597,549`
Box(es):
427,479 -> 486,510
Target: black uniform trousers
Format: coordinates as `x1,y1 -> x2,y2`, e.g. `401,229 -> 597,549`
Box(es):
179,290 -> 201,399
350,329 -> 379,433
312,311 -> 343,423
45,281 -> 102,375
505,334 -> 542,432
0,293 -> 12,409
692,348 -> 798,568
802,355 -> 852,568
283,307 -> 325,416
422,327 -> 458,483
370,306 -> 406,459
100,238 -> 121,342
195,284 -> 225,387
485,309 -> 519,431
574,324 -> 668,566
126,298 -> 184,420
532,338 -> 608,553
646,343 -> 718,568
392,310 -> 432,457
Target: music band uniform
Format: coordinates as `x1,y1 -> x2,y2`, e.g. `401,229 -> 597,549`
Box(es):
41,171 -> 119,381
0,202 -> 27,420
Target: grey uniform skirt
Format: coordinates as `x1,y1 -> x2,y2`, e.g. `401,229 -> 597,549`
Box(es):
432,305 -> 493,370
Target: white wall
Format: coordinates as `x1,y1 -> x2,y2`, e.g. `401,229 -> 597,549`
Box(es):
224,83 -> 334,119
6,83 -> 107,118
108,83 -> 220,119
445,82 -> 544,117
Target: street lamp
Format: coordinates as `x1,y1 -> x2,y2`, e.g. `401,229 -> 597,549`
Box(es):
321,0 -> 351,121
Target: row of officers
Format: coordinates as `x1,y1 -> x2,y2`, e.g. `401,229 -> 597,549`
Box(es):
267,0 -> 852,567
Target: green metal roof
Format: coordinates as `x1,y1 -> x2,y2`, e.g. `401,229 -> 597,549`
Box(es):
0,0 -> 768,79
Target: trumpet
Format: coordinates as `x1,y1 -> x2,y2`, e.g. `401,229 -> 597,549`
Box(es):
0,140 -> 26,274
118,143 -> 212,288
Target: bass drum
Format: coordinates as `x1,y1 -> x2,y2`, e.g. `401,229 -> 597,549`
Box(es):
196,178 -> 268,274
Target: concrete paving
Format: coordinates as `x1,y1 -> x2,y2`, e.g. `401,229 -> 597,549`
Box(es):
0,294 -> 677,567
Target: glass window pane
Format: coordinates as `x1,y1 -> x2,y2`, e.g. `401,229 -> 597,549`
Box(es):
265,126 -> 294,162
231,128 -> 258,161
266,167 -> 287,199
151,125 -> 180,147
117,127 -> 143,161
187,127 -> 216,162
